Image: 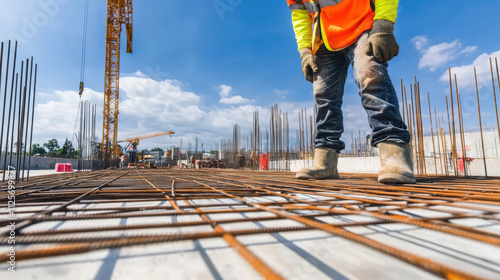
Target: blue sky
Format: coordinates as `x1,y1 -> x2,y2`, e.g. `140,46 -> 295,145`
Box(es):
1,0 -> 500,151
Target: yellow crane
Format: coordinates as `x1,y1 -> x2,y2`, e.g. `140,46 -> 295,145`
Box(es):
118,131 -> 175,150
102,0 -> 133,164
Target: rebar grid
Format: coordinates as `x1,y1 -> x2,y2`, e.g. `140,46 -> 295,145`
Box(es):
1,169 -> 500,279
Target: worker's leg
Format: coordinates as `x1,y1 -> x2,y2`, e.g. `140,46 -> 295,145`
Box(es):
313,45 -> 351,151
296,45 -> 349,179
349,32 -> 410,146
349,32 -> 415,184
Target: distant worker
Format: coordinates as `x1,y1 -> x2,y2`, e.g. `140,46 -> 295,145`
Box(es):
120,154 -> 126,168
287,0 -> 415,183
190,155 -> 195,169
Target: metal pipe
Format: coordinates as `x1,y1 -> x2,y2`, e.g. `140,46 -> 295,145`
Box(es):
474,67 -> 488,177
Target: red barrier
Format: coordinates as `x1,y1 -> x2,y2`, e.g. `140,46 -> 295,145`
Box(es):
56,163 -> 74,172
64,163 -> 73,172
259,153 -> 270,171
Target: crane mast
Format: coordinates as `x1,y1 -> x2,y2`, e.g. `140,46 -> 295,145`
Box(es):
102,0 -> 133,164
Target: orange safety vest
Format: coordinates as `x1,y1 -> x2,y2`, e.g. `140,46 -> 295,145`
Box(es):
290,0 -> 375,51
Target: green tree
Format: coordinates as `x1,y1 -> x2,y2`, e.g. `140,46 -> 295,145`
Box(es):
43,139 -> 60,157
30,144 -> 47,156
55,139 -> 77,158
151,147 -> 164,153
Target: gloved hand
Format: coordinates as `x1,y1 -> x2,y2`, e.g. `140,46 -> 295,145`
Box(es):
365,19 -> 399,64
299,48 -> 318,83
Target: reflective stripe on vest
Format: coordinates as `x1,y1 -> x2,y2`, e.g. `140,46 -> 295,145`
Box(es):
318,0 -> 343,8
288,3 -> 306,10
302,0 -> 320,13
319,0 -> 374,51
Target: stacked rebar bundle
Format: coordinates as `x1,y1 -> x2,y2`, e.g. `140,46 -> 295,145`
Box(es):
77,101 -> 98,171
0,41 -> 38,182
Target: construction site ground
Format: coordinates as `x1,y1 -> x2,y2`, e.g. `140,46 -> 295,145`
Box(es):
1,169 -> 500,280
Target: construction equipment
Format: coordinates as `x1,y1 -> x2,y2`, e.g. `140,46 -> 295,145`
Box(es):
101,0 -> 133,165
118,131 -> 175,167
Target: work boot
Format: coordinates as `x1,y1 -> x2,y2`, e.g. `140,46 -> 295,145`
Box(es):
296,148 -> 339,180
378,142 -> 416,184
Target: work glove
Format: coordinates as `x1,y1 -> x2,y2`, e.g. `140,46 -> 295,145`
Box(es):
299,48 -> 318,83
365,20 -> 399,64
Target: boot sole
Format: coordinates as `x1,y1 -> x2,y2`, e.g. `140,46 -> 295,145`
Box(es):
296,173 -> 340,180
378,173 -> 416,184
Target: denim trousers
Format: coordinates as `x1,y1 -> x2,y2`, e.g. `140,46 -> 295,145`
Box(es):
313,32 -> 410,152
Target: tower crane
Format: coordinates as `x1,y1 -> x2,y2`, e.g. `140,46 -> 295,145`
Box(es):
118,131 -> 176,150
102,0 -> 133,165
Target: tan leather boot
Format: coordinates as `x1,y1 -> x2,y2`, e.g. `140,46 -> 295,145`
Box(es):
296,148 -> 340,179
378,142 -> 416,184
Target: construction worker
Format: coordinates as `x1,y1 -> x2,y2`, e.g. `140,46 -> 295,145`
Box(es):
190,155 -> 195,169
287,0 -> 415,183
120,154 -> 126,168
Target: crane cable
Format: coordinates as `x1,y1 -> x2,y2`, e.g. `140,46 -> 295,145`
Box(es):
68,0 -> 90,157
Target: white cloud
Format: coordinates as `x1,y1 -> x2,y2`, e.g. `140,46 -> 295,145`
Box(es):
274,89 -> 289,95
217,84 -> 254,105
410,36 -> 428,51
411,36 -> 478,71
133,70 -> 146,78
218,85 -> 232,98
439,50 -> 500,91
460,46 -> 478,54
219,96 -> 253,105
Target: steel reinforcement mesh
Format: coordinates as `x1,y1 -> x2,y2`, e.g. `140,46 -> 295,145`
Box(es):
1,169 -> 500,279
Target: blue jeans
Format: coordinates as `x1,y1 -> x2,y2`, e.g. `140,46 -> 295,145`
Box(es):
313,32 -> 410,152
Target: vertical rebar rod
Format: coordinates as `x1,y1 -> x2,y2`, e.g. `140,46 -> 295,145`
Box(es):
490,58 -> 500,152
448,69 -> 458,176
410,103 -> 419,175
427,92 -> 437,175
434,108 -> 444,175
474,67 -> 488,177
454,74 -> 467,177
445,96 -> 455,176
26,64 -> 37,180
415,80 -> 426,175
2,41 -> 16,181
21,58 -> 34,181
440,125 -> 448,176
0,42 -> 3,168
401,79 -> 405,123
457,92 -> 467,177
496,58 -> 500,152
8,72 -> 19,172
16,58 -> 29,181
